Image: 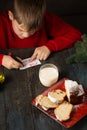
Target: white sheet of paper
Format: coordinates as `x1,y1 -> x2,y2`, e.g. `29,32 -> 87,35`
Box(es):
19,58 -> 41,70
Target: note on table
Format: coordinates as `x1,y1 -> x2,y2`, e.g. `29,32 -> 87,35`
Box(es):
19,58 -> 41,70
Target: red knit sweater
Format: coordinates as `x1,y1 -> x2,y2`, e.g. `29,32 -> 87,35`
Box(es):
0,11 -> 81,65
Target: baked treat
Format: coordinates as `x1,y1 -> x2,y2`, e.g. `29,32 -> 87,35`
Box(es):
48,89 -> 66,104
36,94 -> 58,110
54,101 -> 73,121
65,79 -> 84,104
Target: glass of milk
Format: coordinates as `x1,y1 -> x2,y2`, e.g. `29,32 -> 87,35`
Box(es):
39,63 -> 59,87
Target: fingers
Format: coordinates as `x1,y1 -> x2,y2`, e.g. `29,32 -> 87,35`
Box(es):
30,52 -> 43,61
12,60 -> 23,69
11,56 -> 23,69
37,52 -> 47,60
2,55 -> 23,69
30,46 -> 50,61
27,46 -> 50,62
6,60 -> 22,69
30,52 -> 37,62
30,49 -> 44,61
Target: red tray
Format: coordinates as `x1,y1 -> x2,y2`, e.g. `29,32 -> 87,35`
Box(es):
32,78 -> 87,128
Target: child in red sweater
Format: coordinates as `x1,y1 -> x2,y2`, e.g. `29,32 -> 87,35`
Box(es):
0,0 -> 81,69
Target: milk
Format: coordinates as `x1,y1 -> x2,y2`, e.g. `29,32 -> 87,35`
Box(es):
39,65 -> 59,87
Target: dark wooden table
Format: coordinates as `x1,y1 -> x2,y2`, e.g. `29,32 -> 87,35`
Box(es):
0,48 -> 87,130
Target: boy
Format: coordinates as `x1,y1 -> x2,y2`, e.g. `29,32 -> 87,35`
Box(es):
0,0 -> 81,69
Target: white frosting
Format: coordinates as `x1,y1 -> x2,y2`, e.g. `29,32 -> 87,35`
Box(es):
39,67 -> 59,87
65,79 -> 84,97
65,80 -> 79,93
78,85 -> 84,96
48,93 -> 62,104
48,93 -> 59,104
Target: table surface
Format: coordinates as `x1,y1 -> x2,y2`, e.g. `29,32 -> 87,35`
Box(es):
0,48 -> 87,130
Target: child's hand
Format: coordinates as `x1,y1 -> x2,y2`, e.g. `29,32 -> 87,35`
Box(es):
2,55 -> 23,69
30,46 -> 51,61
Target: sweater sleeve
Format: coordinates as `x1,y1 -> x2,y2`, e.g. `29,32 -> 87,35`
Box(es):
0,54 -> 4,66
44,12 -> 82,52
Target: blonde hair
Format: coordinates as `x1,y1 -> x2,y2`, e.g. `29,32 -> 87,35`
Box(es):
12,0 -> 46,31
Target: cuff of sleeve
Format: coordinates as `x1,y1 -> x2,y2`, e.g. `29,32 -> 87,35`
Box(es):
0,54 -> 4,66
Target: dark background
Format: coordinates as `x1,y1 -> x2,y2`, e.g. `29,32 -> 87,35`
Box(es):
0,0 -> 87,33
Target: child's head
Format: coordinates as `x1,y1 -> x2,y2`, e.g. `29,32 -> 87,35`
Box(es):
8,0 -> 46,39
